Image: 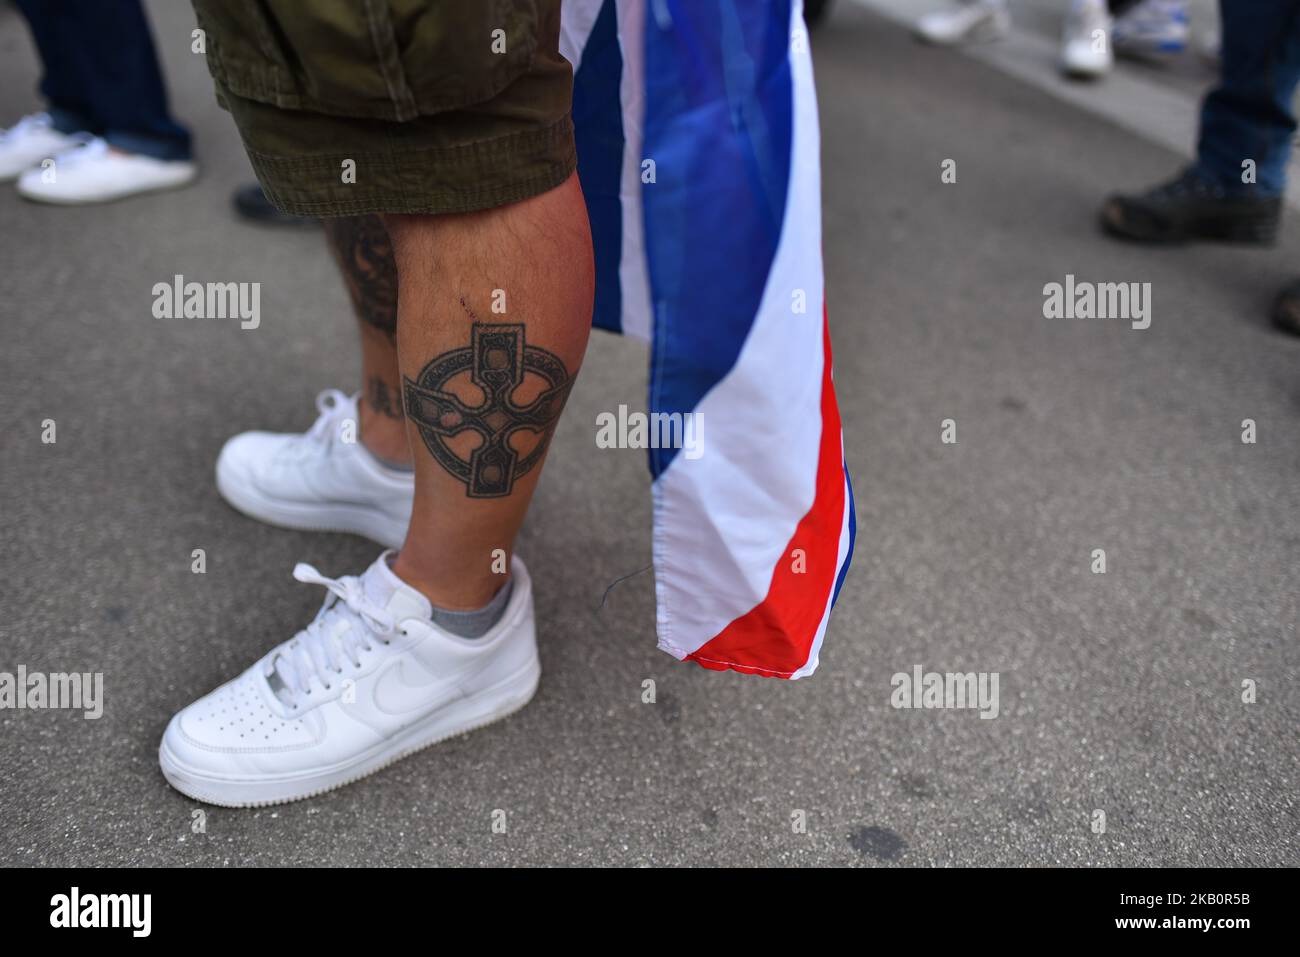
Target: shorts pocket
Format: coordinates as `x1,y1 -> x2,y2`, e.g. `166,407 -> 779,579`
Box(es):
192,0 -> 540,122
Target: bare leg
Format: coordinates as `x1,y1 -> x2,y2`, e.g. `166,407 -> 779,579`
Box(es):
321,215 -> 411,466
383,172 -> 593,610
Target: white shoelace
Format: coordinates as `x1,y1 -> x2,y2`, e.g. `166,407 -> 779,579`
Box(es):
1,112 -> 53,143
285,389 -> 355,461
269,563 -> 398,706
48,134 -> 109,168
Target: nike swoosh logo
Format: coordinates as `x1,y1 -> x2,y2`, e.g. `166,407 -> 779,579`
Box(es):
372,660 -> 462,717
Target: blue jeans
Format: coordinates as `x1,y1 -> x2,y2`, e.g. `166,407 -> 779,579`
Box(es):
14,0 -> 191,161
1197,0 -> 1300,196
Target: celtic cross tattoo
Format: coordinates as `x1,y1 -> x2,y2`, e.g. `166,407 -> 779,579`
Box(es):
403,323 -> 573,497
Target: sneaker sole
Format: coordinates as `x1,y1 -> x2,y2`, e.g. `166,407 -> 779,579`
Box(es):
16,170 -> 197,205
216,459 -> 410,549
159,657 -> 541,808
915,15 -> 1011,47
1114,39 -> 1188,57
916,25 -> 1009,46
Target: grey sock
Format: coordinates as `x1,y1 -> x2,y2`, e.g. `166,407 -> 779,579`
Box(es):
430,578 -> 514,638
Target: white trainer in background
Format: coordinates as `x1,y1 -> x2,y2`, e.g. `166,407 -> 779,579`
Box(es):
216,389 -> 415,549
914,0 -> 1011,46
0,113 -> 80,181
16,135 -> 195,204
1061,0 -> 1115,78
1112,0 -> 1191,57
160,551 -> 540,807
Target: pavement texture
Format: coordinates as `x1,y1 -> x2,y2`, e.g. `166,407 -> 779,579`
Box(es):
1,1 -> 1297,867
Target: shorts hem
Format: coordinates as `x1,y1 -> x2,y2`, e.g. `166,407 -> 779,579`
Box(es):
246,115 -> 576,218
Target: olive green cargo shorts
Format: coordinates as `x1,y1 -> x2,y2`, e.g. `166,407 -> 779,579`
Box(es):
190,0 -> 576,217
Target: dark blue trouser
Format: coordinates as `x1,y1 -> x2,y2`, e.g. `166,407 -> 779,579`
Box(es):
1197,0 -> 1300,195
14,0 -> 191,161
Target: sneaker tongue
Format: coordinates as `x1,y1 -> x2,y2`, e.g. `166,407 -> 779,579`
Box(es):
361,553 -> 432,622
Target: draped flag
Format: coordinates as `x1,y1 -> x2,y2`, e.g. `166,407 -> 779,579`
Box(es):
563,0 -> 855,678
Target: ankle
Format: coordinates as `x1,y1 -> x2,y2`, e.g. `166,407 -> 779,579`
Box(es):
390,553 -> 505,612
358,393 -> 412,466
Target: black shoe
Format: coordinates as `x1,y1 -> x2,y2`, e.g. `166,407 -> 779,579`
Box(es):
1272,278 -> 1300,336
804,0 -> 833,26
1100,168 -> 1281,244
231,182 -> 316,227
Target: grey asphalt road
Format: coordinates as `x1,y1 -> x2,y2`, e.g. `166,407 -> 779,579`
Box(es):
1,1 -> 1297,867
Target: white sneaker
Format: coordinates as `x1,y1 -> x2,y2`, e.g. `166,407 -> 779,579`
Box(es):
159,551 -> 540,807
0,113 -> 80,181
914,1 -> 1011,46
1061,0 -> 1115,78
16,135 -> 195,204
216,389 -> 415,549
1112,0 -> 1190,57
